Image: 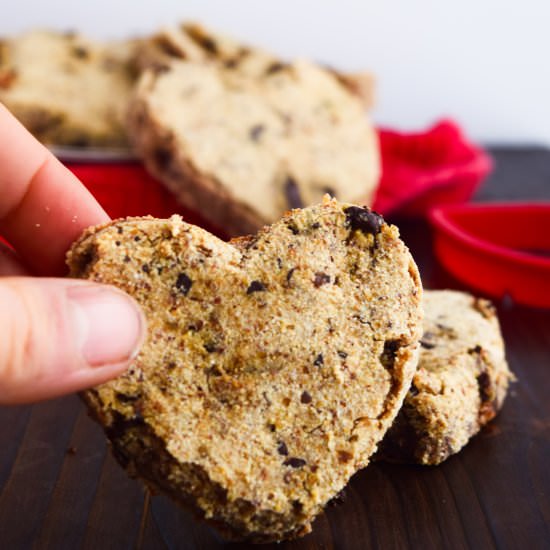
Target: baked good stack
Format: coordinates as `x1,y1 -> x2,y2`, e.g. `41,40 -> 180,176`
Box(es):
0,23 -> 379,236
1,21 -> 513,543
67,199 -> 513,541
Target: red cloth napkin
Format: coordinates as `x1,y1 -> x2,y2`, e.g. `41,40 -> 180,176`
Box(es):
373,119 -> 492,217
68,119 -> 491,231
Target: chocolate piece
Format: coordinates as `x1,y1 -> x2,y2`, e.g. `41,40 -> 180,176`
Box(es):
204,342 -> 220,353
155,36 -> 185,58
380,340 -> 401,370
247,280 -> 266,294
192,34 -> 218,54
292,500 -> 303,513
287,222 -> 300,235
105,411 -> 146,441
477,370 -> 492,403
154,147 -> 173,170
285,177 -> 303,209
286,268 -> 296,284
224,58 -> 239,69
284,457 -> 306,468
420,332 -> 437,349
175,273 -> 192,295
223,47 -> 251,69
300,391 -> 312,404
344,206 -> 383,236
249,124 -> 265,142
313,272 -> 330,287
265,61 -> 287,75
72,45 -> 89,59
277,441 -> 289,456
313,353 -> 324,367
116,392 -> 140,403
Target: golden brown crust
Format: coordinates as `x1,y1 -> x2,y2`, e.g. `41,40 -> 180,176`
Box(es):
67,199 -> 422,541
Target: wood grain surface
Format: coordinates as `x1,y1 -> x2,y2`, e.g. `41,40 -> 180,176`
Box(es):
1,148 -> 549,550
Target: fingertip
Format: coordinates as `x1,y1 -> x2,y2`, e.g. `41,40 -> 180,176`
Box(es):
0,105 -> 109,275
0,278 -> 146,404
68,284 -> 147,368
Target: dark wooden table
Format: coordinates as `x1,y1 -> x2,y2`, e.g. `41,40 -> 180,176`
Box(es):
1,148 -> 550,550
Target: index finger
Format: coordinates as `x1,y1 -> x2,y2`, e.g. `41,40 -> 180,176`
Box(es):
0,103 -> 109,275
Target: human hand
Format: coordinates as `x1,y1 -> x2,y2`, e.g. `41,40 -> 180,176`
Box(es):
0,104 -> 146,405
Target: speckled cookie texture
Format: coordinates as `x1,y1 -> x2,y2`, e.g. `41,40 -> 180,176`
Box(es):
67,198 -> 422,542
378,290 -> 513,466
127,24 -> 380,237
0,30 -> 137,147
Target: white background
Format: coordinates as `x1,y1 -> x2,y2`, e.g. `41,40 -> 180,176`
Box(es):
4,0 -> 550,145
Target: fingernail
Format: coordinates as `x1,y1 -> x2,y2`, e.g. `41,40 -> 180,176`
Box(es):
68,285 -> 145,367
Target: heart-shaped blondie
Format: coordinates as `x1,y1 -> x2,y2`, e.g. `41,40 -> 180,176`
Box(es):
67,198 -> 422,542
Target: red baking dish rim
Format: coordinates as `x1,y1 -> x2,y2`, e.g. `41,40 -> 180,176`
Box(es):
429,202 -> 550,307
429,202 -> 550,269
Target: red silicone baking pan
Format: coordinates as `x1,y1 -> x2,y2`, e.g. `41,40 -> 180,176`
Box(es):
373,120 -> 492,217
430,202 -> 550,308
67,162 -> 188,220
66,161 -> 225,236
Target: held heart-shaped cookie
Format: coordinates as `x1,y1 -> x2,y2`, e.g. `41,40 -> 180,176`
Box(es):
67,198 -> 422,542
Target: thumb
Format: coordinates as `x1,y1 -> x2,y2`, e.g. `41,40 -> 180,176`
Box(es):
0,277 -> 146,404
